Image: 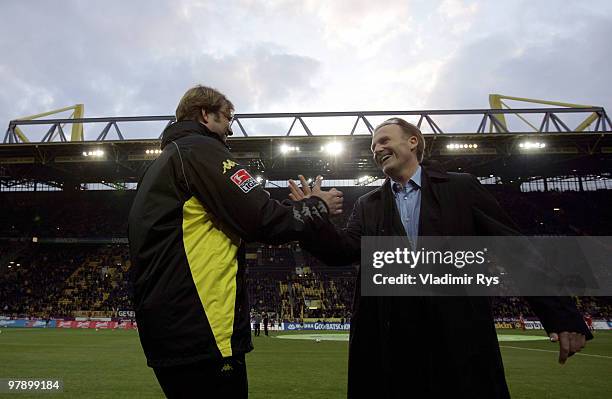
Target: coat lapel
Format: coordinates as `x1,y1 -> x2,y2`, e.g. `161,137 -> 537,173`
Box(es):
381,179 -> 407,236
418,162 -> 448,236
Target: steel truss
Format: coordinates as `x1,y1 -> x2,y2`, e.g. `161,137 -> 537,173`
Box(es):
4,107 -> 611,144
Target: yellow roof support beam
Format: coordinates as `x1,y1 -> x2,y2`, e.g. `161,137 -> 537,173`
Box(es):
13,104 -> 84,142
489,94 -> 597,132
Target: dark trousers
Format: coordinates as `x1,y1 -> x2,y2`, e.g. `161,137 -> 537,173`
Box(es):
153,354 -> 247,398
253,323 -> 260,336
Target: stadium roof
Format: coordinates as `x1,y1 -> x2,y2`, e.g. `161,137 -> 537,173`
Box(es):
1,107 -> 611,189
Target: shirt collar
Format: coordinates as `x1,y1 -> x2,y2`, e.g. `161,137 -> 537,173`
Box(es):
392,165 -> 422,192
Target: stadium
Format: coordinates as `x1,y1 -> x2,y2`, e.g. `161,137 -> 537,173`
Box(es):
1,94 -> 611,398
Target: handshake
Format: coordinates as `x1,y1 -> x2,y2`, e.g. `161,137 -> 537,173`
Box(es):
288,175 -> 344,216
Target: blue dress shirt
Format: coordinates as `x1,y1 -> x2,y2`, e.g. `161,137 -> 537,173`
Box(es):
392,165 -> 422,248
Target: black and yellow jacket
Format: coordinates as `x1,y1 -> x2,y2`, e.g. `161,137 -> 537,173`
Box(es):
128,121 -> 329,367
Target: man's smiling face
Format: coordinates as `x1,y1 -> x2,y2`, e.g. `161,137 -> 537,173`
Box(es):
371,124 -> 418,179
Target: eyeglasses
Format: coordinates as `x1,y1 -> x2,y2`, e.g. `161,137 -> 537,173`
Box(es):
220,110 -> 234,125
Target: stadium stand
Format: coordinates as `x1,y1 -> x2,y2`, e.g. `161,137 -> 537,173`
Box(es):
1,187 -> 611,323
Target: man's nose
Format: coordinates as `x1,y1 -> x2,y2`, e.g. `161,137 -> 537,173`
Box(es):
372,145 -> 384,156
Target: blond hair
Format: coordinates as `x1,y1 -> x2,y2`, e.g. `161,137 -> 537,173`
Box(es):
375,117 -> 426,162
175,85 -> 234,122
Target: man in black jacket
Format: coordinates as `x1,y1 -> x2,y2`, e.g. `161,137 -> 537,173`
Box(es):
128,85 -> 343,398
291,117 -> 591,398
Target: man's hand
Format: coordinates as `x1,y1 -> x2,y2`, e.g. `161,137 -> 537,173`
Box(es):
288,175 -> 344,215
549,332 -> 586,364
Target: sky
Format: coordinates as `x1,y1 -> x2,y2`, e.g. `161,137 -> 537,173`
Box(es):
1,0 -> 611,140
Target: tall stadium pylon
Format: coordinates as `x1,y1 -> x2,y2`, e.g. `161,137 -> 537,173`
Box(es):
9,104 -> 84,143
488,94 -> 600,132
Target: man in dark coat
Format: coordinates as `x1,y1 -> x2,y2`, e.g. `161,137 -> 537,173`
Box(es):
291,117 -> 591,398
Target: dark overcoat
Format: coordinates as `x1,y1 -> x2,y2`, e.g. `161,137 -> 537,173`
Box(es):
304,161 -> 591,398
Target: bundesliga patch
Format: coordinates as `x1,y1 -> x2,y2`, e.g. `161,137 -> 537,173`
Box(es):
230,169 -> 259,193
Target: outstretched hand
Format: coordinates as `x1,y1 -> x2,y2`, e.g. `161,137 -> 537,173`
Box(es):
288,175 -> 344,215
549,332 -> 586,364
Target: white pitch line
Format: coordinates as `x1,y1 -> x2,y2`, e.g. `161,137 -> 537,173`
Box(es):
500,345 -> 612,360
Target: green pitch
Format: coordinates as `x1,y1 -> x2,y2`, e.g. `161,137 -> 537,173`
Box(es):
0,329 -> 610,398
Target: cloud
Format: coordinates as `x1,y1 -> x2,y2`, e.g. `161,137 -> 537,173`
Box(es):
0,1 -> 321,140
427,16 -> 612,111
305,0 -> 414,52
437,0 -> 479,35
1,0 -> 611,141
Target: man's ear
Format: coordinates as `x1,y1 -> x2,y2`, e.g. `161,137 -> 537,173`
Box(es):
200,109 -> 209,124
410,135 -> 418,150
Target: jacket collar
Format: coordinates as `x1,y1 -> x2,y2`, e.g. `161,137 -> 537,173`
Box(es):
379,160 -> 448,236
160,120 -> 227,149
391,165 -> 422,192
375,160 -> 449,196
420,159 -> 449,181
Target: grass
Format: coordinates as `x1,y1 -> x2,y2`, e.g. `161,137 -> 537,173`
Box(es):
0,328 -> 610,398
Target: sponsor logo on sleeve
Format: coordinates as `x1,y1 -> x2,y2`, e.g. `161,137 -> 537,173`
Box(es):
310,205 -> 321,219
293,208 -> 304,223
301,203 -> 312,218
230,169 -> 259,193
316,201 -> 328,214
